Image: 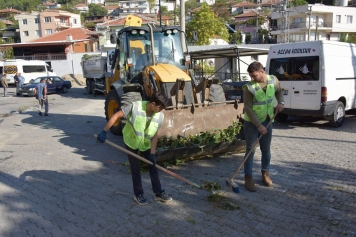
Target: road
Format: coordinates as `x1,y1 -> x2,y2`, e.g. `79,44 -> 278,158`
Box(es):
1,86 -> 355,237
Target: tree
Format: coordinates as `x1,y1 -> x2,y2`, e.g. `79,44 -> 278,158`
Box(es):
185,0 -> 202,15
186,3 -> 229,45
88,3 -> 108,16
210,2 -> 232,23
340,33 -> 356,44
289,0 -> 308,7
6,15 -> 19,29
147,0 -> 155,13
229,31 -> 242,44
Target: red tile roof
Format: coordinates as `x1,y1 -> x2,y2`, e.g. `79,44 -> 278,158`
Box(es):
261,0 -> 281,4
161,15 -> 172,20
232,2 -> 258,7
0,8 -> 22,13
104,5 -> 120,10
75,4 -> 88,8
1,20 -> 14,25
30,28 -> 94,43
234,11 -> 258,18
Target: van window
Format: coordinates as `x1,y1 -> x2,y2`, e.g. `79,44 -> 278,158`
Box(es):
23,65 -> 46,73
269,56 -> 319,81
0,67 -> 3,74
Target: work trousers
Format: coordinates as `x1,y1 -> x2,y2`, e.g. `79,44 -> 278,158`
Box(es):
1,82 -> 7,97
125,145 -> 162,196
16,82 -> 23,95
243,118 -> 273,176
38,97 -> 49,114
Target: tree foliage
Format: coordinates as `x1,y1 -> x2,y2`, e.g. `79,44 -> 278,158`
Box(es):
229,31 -> 242,44
147,0 -> 155,13
340,33 -> 356,44
210,2 -> 232,23
88,3 -> 108,16
289,0 -> 309,7
185,0 -> 202,15
186,3 -> 229,45
0,0 -> 42,12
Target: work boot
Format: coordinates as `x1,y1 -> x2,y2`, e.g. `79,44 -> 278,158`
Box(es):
262,171 -> 273,186
245,175 -> 256,192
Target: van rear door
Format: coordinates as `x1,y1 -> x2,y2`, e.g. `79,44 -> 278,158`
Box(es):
267,43 -> 321,110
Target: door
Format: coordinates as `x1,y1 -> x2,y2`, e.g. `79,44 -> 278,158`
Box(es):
290,56 -> 321,110
51,76 -> 63,92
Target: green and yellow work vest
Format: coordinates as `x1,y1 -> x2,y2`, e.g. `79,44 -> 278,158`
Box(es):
123,101 -> 164,151
243,75 -> 277,123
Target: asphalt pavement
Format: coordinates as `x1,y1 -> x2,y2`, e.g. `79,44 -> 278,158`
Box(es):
0,86 -> 355,237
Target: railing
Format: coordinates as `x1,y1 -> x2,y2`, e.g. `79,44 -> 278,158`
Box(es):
192,70 -> 250,83
275,21 -> 332,30
14,53 -> 67,60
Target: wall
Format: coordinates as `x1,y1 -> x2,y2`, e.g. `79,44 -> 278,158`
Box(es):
51,52 -> 99,76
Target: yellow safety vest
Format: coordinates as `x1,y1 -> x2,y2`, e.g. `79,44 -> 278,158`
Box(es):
243,75 -> 277,123
123,101 -> 164,151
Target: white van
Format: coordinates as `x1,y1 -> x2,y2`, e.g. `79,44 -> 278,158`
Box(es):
266,40 -> 356,127
4,59 -> 56,84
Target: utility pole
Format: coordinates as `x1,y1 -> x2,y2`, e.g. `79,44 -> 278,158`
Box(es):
307,6 -> 312,41
159,0 -> 162,27
181,0 -> 186,52
279,0 -> 290,43
315,16 -> 319,40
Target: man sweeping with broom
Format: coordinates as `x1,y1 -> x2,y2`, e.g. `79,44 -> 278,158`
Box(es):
242,62 -> 284,192
97,91 -> 172,205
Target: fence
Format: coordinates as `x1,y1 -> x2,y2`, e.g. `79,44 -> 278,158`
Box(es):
14,54 -> 67,61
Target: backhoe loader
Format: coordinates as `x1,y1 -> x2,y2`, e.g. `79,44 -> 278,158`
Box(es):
104,15 -> 245,161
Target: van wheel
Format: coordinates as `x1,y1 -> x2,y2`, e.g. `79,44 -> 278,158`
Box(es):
329,101 -> 345,127
275,113 -> 289,123
86,80 -> 92,94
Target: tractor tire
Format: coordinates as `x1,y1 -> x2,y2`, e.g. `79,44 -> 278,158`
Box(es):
104,90 -> 142,136
86,80 -> 92,94
209,84 -> 226,105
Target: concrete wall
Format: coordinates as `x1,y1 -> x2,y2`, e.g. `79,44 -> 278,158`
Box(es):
51,52 -> 99,77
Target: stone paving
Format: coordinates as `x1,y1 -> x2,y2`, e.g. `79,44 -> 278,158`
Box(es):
0,87 -> 355,237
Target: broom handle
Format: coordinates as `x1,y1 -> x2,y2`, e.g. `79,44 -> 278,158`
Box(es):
230,112 -> 278,180
94,135 -> 201,189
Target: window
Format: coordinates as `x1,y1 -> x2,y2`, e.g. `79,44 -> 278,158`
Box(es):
35,18 -> 39,23
23,31 -> 29,36
347,15 -> 353,24
269,56 -> 319,81
336,15 -> 341,23
23,66 -> 46,73
45,29 -> 52,35
74,19 -> 77,24
60,18 -> 66,23
35,30 -> 40,36
45,17 -> 51,22
22,19 -> 28,24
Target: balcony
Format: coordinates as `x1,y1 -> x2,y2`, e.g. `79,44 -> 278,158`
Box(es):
56,22 -> 71,28
275,21 -> 333,30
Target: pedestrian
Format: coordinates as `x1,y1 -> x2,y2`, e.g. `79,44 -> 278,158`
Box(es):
17,73 -> 25,95
1,73 -> 8,97
97,91 -> 172,206
14,72 -> 20,95
242,61 -> 284,192
34,78 -> 48,116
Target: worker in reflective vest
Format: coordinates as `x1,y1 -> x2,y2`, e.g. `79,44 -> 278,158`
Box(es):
242,61 -> 284,192
97,91 -> 172,206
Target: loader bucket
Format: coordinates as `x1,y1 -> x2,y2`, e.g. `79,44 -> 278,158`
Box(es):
156,101 -> 245,162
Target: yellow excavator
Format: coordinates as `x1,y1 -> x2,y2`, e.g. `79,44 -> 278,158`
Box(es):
104,15 -> 245,161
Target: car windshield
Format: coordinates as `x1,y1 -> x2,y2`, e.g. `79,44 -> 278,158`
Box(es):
33,78 -> 44,83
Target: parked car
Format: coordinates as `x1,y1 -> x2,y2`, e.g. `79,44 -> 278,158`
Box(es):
222,80 -> 249,102
19,76 -> 72,96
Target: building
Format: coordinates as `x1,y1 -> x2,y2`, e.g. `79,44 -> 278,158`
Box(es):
231,2 -> 259,15
74,4 -> 89,13
40,1 -> 61,9
271,4 -> 356,43
15,10 -> 81,43
234,11 -> 269,39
